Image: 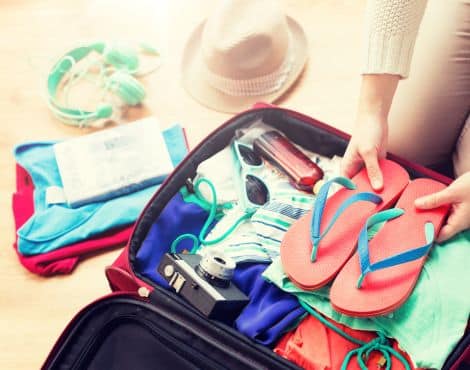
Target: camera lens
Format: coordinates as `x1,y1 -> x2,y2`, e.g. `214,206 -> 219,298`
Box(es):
214,256 -> 226,265
197,250 -> 236,288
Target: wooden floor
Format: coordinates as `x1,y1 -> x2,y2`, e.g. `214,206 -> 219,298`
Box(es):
0,1 -> 365,368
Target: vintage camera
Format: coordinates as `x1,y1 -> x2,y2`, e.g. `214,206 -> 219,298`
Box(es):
158,250 -> 249,322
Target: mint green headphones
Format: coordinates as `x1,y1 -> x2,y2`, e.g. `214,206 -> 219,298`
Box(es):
47,42 -> 159,127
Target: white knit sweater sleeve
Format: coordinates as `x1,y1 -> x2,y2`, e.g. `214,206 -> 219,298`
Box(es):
362,0 -> 428,78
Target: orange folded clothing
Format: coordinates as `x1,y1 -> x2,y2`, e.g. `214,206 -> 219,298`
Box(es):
275,313 -> 419,370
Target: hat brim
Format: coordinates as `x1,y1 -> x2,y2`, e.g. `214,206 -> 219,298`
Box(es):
181,16 -> 308,113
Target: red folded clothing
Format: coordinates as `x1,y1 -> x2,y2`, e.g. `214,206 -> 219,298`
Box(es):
275,313 -> 419,370
12,164 -> 133,276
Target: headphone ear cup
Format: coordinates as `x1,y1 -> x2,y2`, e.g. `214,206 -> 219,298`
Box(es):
103,44 -> 139,72
106,71 -> 146,106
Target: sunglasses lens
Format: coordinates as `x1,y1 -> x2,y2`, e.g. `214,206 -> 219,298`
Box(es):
245,175 -> 269,205
238,145 -> 262,166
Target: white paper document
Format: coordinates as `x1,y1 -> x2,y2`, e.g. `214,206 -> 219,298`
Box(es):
54,117 -> 174,207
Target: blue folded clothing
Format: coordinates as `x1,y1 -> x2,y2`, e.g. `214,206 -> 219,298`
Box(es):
15,124 -> 188,256
134,188 -> 306,346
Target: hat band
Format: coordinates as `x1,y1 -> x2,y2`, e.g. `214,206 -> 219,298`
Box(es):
204,42 -> 294,97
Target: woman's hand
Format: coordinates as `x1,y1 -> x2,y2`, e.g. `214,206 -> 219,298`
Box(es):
341,112 -> 388,190
415,171 -> 470,242
341,74 -> 400,190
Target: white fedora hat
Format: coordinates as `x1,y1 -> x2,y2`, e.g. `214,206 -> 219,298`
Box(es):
181,0 -> 308,113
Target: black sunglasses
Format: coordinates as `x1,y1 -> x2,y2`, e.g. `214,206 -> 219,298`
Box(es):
232,141 -> 270,210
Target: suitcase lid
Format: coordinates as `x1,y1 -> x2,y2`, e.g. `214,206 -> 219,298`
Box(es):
42,290 -> 301,370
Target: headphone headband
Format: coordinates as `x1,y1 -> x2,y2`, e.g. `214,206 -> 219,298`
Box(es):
46,42 -> 158,127
47,42 -> 106,98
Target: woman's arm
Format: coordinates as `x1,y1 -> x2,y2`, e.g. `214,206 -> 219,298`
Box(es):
341,0 -> 428,189
341,74 -> 399,190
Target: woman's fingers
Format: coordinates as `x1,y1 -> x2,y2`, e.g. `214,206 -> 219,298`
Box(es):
415,188 -> 455,209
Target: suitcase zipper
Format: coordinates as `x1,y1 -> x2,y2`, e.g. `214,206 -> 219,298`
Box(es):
69,314 -> 224,370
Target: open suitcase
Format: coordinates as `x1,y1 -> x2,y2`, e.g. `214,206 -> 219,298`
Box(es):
42,105 -> 470,370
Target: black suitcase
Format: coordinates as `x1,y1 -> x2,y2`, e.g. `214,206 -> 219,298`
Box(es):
42,106 -> 470,370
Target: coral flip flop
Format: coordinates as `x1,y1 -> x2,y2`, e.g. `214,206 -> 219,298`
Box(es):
330,178 -> 450,317
280,159 -> 410,290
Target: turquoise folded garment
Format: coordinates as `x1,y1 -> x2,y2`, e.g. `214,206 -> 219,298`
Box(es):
15,124 -> 187,256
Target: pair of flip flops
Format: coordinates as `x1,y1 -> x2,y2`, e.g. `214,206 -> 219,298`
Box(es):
280,159 -> 449,317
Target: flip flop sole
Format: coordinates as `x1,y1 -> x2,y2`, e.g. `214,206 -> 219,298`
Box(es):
280,159 -> 410,290
330,178 -> 449,317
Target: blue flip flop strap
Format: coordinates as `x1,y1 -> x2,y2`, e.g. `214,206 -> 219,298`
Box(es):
357,210 -> 436,288
310,177 -> 382,262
